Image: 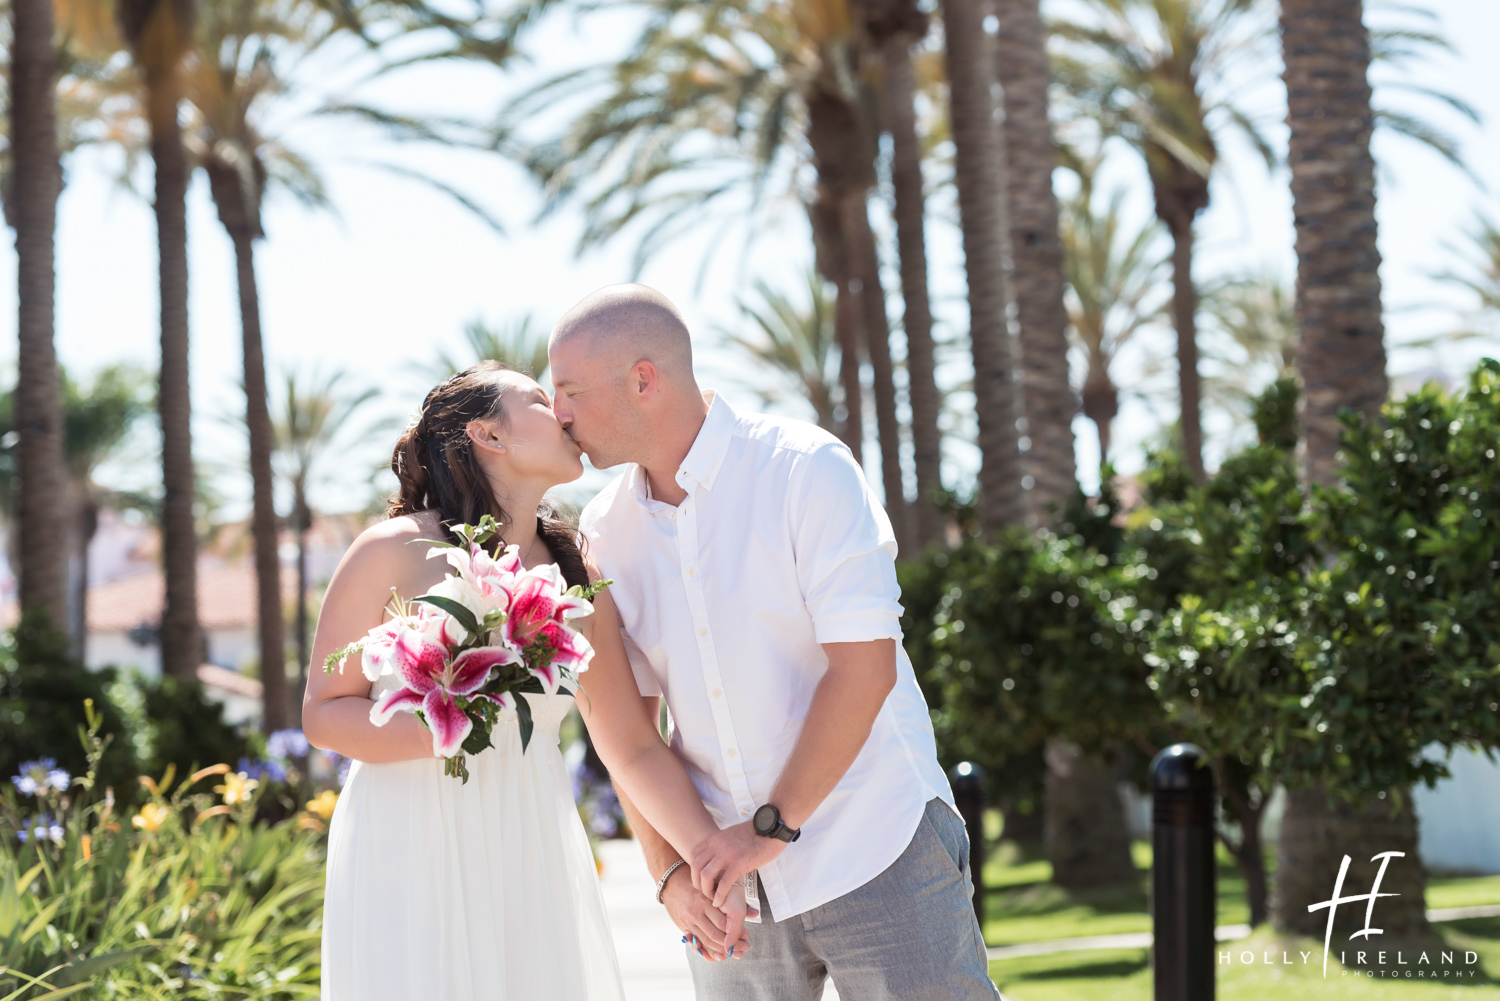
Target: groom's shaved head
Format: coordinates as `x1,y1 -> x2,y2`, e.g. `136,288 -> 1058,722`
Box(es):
550,284 -> 693,381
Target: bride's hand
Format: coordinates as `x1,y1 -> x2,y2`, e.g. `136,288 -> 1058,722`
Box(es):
662,868 -> 753,961
715,879 -> 756,960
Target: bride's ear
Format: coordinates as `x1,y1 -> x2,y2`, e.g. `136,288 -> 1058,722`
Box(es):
465,419 -> 507,455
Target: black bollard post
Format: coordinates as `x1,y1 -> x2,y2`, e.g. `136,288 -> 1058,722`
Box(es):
948,761 -> 987,929
1150,743 -> 1216,1001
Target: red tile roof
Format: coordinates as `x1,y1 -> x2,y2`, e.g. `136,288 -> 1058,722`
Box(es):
87,563 -> 298,633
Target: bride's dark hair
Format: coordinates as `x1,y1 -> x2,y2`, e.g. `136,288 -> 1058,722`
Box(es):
388,360 -> 588,590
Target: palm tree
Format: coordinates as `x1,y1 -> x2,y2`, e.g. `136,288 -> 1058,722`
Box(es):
61,369 -> 154,652
722,275 -> 841,431
429,316 -> 552,381
1199,274 -> 1295,413
274,369 -> 375,713
1432,213 -> 1500,336
184,0 -> 338,729
118,0 -> 201,681
1274,0 -> 1401,940
506,0 -> 913,543
1053,0 -> 1274,482
995,0 -> 1078,517
1271,0 -> 1476,943
9,0 -> 69,629
858,0 -> 944,548
1060,175 -> 1169,466
940,0 -> 1024,530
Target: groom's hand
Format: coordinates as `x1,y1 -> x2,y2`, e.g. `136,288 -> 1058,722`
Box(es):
690,822 -> 787,910
662,872 -> 752,960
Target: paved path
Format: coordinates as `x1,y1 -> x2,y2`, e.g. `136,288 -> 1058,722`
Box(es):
598,839 -> 843,1000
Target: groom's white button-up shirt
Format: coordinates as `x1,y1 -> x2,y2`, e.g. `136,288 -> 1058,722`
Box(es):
580,392 -> 954,920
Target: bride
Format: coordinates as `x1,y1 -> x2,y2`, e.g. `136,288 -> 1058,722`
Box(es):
304,361 -> 749,1000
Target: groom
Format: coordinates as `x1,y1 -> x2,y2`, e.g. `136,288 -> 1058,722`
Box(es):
551,285 -> 997,1000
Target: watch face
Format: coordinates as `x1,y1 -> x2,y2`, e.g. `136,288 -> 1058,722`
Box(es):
753,805 -> 778,835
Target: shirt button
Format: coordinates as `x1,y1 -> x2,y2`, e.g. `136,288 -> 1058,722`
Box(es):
669,512 -> 676,522
698,628 -> 707,638
712,689 -> 722,698
740,808 -> 750,818
727,748 -> 737,758
687,568 -> 697,577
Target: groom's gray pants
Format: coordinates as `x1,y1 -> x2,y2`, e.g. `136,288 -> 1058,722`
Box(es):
686,797 -> 999,1000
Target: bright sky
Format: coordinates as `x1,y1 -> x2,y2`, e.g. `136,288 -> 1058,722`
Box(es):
1,0 -> 1496,519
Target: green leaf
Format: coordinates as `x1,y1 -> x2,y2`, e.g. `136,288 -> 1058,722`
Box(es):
412,595 -> 481,640
516,694 -> 534,754
323,640 -> 365,674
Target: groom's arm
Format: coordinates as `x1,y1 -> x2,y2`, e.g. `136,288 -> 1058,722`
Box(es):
688,639 -> 896,906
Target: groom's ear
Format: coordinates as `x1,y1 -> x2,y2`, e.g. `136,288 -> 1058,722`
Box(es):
629,360 -> 661,403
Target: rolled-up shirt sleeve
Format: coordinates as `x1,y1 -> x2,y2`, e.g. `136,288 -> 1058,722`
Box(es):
790,443 -> 904,645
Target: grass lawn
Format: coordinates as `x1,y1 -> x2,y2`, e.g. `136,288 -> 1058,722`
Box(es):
990,923 -> 1500,1000
978,829 -> 1500,1000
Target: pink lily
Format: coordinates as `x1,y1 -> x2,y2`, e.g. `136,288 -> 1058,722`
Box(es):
361,604 -> 463,681
369,630 -> 520,757
432,542 -> 524,608
502,566 -> 596,691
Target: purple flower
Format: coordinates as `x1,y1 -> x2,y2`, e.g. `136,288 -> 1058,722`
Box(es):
322,750 -> 352,788
266,729 -> 310,761
11,759 -> 70,797
237,757 -> 288,784
17,814 -> 64,844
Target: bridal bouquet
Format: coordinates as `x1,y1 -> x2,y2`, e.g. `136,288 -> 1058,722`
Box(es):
325,516 -> 608,781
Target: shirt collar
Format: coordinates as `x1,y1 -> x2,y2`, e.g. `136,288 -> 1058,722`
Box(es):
676,391 -> 735,492
628,390 -> 735,508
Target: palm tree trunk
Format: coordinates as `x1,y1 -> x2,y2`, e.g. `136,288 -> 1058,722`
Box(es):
1278,0 -> 1415,940
879,27 -> 944,549
1282,0 -> 1388,489
809,200 -> 864,464
295,496 -> 310,722
11,0 -> 69,629
841,192 -> 911,550
1273,788 -> 1428,939
996,0 -> 1077,518
1169,224 -> 1205,479
147,64 -> 201,681
69,490 -> 100,656
225,228 -> 288,731
1043,738 -> 1136,888
940,0 -> 1024,530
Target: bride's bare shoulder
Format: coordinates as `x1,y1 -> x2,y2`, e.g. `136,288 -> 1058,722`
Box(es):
341,511 -> 442,570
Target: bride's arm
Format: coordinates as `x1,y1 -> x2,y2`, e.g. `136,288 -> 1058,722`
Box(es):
302,527 -> 435,763
574,588 -> 723,863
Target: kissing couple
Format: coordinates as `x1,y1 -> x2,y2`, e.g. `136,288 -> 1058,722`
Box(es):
305,284 -> 998,1000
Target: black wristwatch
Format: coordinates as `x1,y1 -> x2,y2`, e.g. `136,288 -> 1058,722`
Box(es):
752,804 -> 801,843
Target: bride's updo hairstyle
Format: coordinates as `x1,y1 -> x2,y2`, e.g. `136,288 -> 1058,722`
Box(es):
389,361 -> 588,590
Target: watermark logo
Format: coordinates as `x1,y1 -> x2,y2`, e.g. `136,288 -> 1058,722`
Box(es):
1308,851 -> 1404,978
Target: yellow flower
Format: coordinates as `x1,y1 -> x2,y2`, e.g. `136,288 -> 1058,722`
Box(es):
304,790 -> 339,821
132,803 -> 171,832
297,814 -> 327,834
214,772 -> 259,806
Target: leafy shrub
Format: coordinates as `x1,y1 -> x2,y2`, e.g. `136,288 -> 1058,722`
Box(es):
0,705 -> 327,999
0,612 -> 138,798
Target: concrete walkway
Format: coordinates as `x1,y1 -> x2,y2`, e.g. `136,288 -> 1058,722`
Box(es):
598,839 -> 844,1000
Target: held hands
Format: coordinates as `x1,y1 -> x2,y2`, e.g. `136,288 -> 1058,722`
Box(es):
662,869 -> 755,961
689,821 -> 788,910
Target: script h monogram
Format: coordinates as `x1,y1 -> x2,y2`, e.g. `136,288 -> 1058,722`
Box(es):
1307,851 -> 1404,978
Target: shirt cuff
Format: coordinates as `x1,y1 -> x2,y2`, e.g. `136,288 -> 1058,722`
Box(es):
812,609 -> 903,645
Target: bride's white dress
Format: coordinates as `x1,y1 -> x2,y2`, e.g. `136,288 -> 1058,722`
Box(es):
322,684 -> 626,1000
